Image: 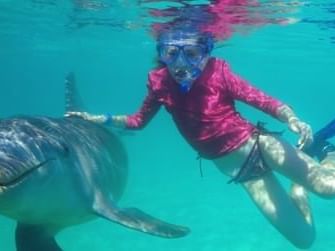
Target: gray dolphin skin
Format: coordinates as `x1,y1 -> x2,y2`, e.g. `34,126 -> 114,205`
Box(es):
0,74 -> 189,251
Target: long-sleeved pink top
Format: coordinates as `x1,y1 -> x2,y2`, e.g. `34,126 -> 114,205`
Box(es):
126,58 -> 283,159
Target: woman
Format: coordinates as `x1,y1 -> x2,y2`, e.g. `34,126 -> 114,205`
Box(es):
67,28 -> 335,249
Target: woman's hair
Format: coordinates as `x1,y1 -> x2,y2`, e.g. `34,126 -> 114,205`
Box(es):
158,28 -> 211,43
156,27 -> 214,52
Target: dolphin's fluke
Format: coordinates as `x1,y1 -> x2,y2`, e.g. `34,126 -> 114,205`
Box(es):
15,223 -> 62,251
94,203 -> 190,238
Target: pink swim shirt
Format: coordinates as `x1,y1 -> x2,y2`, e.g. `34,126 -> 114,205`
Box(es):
126,58 -> 283,159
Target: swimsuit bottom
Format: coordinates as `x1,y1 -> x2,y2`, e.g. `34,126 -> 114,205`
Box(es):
228,123 -> 282,184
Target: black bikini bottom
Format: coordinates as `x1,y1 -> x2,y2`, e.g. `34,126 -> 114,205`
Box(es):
228,123 -> 282,184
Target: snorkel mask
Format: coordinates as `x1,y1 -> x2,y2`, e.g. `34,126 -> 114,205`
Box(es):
157,29 -> 214,93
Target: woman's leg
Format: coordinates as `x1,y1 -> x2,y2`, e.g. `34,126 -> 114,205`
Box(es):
258,134 -> 335,198
213,138 -> 315,249
243,174 -> 314,249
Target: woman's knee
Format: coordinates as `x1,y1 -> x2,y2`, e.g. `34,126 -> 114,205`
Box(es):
310,186 -> 335,199
303,167 -> 335,199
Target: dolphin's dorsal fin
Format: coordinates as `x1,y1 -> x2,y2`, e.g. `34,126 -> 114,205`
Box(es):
65,72 -> 84,113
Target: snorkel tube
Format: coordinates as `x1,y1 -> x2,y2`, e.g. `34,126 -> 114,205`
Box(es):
179,68 -> 202,93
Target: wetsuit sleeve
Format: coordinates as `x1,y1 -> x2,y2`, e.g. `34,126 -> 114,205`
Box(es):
223,63 -> 283,118
125,83 -> 161,129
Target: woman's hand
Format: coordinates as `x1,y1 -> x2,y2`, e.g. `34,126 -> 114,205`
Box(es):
65,112 -> 127,128
288,117 -> 313,149
65,111 -> 107,124
277,105 -> 313,149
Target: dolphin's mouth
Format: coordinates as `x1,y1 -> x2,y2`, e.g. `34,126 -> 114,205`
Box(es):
0,159 -> 54,187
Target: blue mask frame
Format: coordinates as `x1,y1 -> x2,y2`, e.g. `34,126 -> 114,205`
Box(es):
157,44 -> 208,66
157,31 -> 214,65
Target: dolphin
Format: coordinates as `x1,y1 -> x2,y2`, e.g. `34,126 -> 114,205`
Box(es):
0,73 -> 189,251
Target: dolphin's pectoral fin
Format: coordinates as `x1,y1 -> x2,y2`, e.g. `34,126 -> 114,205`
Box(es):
15,223 -> 62,251
93,202 -> 190,238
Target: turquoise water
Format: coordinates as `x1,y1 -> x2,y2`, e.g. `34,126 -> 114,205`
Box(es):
1,0 -> 335,250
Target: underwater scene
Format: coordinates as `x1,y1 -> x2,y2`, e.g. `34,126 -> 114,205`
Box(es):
1,0 -> 335,250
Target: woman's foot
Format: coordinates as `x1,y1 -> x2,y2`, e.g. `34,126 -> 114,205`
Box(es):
303,118 -> 335,160
304,139 -> 335,161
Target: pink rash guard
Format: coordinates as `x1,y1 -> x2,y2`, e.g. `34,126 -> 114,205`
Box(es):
126,58 -> 283,159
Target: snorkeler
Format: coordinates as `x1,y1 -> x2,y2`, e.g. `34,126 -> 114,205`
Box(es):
67,28 -> 335,249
